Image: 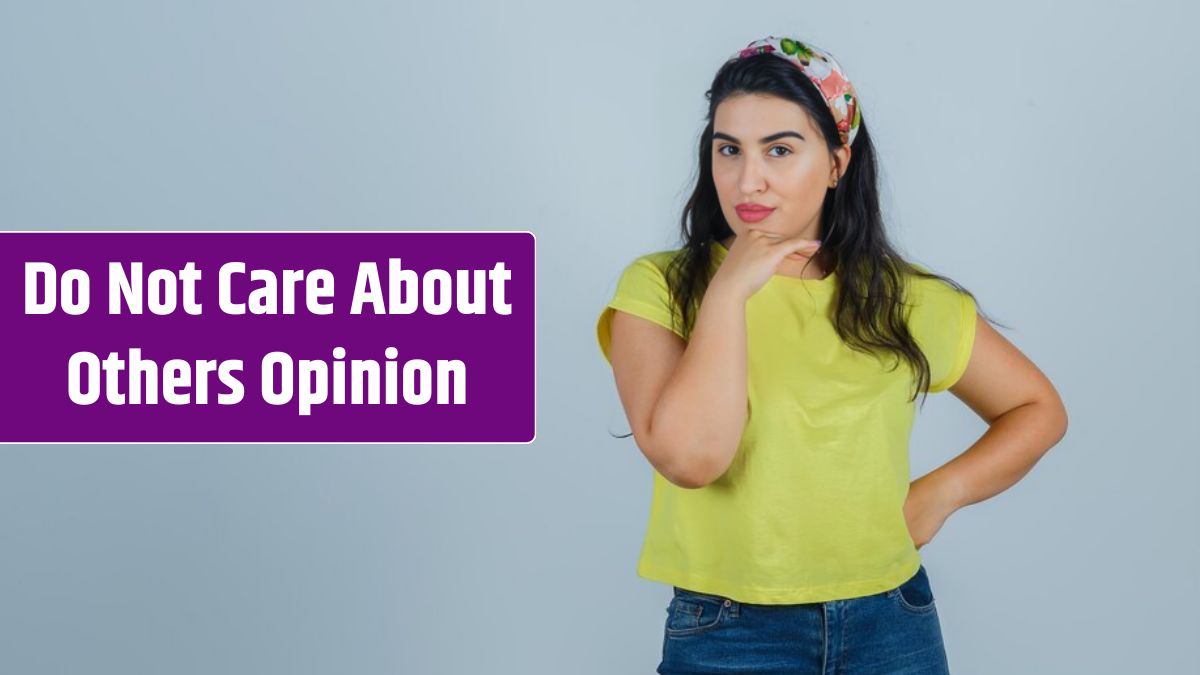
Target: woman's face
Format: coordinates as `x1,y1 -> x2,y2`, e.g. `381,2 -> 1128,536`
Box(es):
711,93 -> 850,244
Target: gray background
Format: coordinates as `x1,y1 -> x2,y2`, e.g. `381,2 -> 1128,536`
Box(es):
1,1 -> 1196,673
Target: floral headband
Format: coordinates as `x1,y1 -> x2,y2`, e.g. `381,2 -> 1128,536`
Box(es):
733,36 -> 862,147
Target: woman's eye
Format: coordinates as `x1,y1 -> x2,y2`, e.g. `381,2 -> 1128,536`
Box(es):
717,145 -> 789,157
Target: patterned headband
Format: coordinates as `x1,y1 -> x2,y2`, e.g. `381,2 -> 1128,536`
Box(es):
732,36 -> 862,147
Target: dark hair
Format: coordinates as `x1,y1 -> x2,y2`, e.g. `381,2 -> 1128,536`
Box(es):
661,52 -> 1007,408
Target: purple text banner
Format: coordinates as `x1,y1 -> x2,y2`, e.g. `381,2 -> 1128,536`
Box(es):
1,231 -> 535,443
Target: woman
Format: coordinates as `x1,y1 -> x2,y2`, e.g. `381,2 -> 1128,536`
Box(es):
595,36 -> 1068,674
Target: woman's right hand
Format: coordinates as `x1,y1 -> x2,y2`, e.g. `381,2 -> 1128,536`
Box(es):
711,229 -> 823,301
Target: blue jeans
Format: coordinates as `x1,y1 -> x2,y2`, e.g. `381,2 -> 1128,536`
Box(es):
657,565 -> 950,674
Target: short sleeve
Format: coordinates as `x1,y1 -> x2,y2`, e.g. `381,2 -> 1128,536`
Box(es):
596,255 -> 686,366
906,272 -> 978,393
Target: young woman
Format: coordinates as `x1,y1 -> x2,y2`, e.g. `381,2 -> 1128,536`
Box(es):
596,36 -> 1068,674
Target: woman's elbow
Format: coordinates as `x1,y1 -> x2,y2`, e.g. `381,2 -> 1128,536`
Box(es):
1051,395 -> 1069,442
651,442 -> 729,489
1034,388 -> 1069,446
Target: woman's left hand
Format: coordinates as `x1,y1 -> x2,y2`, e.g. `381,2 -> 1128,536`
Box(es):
903,474 -> 961,550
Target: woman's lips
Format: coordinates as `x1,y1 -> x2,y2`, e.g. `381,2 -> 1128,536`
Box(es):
735,206 -> 775,223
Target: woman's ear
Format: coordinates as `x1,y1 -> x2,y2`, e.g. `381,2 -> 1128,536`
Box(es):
833,144 -> 852,181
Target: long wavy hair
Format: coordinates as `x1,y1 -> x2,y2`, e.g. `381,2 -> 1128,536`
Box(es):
664,52 -> 1006,407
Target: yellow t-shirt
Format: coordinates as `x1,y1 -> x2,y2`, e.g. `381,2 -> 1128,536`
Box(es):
596,239 -> 977,604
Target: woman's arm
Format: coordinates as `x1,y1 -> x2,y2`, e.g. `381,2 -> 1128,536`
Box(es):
906,314 -> 1069,546
607,284 -> 749,489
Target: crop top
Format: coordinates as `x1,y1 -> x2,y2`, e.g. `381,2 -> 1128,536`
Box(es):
596,239 -> 977,604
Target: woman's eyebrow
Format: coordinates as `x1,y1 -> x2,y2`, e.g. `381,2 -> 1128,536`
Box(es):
712,131 -> 805,144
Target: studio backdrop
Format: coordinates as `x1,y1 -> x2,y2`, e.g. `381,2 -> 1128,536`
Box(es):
0,1 -> 1195,674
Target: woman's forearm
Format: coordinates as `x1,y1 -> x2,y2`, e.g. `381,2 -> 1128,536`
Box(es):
924,398 -> 1069,511
649,283 -> 748,488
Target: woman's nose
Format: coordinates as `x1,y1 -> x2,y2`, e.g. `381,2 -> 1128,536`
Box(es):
738,157 -> 767,194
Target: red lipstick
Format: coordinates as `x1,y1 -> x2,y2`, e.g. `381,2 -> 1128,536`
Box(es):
735,204 -> 775,223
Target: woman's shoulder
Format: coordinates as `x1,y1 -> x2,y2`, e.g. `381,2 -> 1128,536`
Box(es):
616,245 -> 692,280
901,261 -> 964,299
598,246 -> 692,362
634,245 -> 689,268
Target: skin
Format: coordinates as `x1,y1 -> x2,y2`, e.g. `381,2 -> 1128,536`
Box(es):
711,92 -> 849,280
905,317 -> 1068,549
606,92 -> 1068,553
